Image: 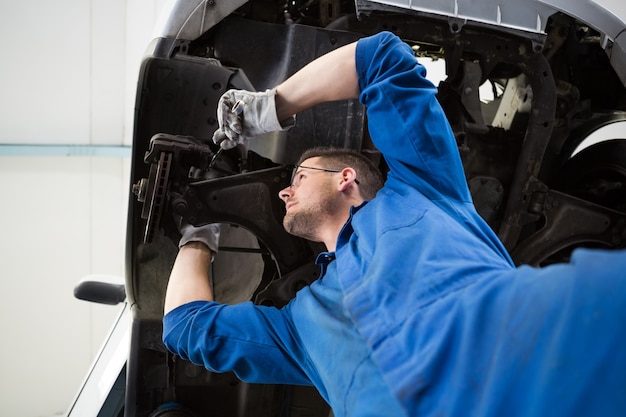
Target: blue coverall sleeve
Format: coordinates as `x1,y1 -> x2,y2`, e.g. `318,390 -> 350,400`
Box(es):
162,300 -> 313,385
356,32 -> 471,203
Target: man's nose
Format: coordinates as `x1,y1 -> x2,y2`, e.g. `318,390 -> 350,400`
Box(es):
279,186 -> 293,202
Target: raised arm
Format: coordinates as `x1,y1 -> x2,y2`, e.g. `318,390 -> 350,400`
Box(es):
355,32 -> 471,202
212,41 -> 359,149
274,42 -> 359,121
213,31 -> 468,202
279,32 -> 470,202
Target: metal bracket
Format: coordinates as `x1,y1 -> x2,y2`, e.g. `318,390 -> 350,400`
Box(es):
498,52 -> 557,249
133,133 -> 314,275
512,189 -> 626,265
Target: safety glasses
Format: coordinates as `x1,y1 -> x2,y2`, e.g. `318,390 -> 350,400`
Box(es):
289,165 -> 360,188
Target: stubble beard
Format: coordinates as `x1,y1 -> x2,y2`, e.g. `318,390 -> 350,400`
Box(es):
283,207 -> 324,241
283,189 -> 338,242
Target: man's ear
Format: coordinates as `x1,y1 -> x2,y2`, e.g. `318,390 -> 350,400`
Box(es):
338,167 -> 358,192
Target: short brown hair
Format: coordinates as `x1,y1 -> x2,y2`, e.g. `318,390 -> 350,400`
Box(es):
297,146 -> 384,200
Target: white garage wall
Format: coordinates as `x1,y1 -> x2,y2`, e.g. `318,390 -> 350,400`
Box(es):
0,1 -> 169,416
0,2 -> 452,416
0,157 -> 129,417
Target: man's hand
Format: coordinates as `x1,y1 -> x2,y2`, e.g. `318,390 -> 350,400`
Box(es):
212,88 -> 295,150
179,222 -> 221,253
164,222 -> 221,315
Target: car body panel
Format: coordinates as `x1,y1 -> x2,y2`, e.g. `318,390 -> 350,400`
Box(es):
64,302 -> 128,417
154,0 -> 626,85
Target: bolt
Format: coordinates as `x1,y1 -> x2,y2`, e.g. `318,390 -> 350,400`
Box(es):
173,199 -> 188,214
132,179 -> 147,201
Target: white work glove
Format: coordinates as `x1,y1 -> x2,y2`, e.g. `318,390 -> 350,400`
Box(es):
212,88 -> 295,150
178,222 -> 221,253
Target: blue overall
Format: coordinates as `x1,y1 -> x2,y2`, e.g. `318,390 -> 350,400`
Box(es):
164,32 -> 626,416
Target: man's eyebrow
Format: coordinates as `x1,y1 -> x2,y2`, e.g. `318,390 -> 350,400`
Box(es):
291,167 -> 304,178
291,166 -> 309,178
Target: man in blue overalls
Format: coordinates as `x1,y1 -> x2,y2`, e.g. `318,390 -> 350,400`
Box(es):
162,31 -> 626,417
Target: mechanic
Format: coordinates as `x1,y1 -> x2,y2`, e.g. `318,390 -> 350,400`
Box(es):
162,31 -> 626,416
